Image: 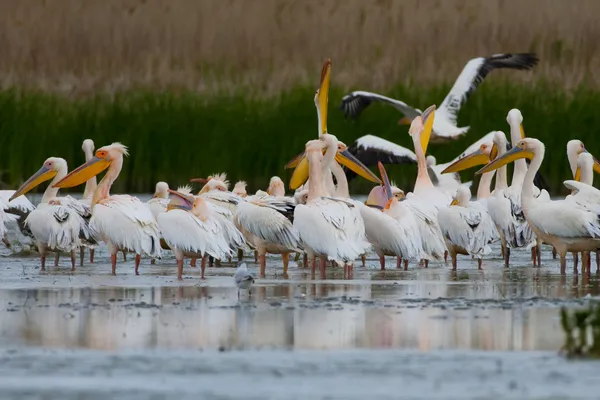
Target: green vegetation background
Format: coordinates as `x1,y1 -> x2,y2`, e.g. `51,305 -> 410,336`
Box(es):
1,82 -> 599,195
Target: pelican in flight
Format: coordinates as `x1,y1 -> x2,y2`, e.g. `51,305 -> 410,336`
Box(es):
437,186 -> 497,270
9,157 -> 93,270
158,188 -> 244,280
477,138 -> 600,274
54,143 -> 161,275
339,53 -> 538,142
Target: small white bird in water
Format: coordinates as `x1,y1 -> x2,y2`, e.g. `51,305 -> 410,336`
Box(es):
234,262 -> 255,298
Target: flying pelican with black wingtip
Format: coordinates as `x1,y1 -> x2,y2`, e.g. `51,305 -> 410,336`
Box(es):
339,53 -> 539,142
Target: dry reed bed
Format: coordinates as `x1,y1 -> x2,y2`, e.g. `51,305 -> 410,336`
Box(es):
0,0 -> 598,96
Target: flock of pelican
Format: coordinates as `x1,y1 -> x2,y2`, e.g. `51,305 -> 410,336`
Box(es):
1,53 -> 599,280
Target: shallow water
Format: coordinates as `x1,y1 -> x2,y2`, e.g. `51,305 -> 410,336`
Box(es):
2,194 -> 600,399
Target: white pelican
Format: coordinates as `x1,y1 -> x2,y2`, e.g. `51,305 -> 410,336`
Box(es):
0,190 -> 35,249
53,143 -> 161,275
293,137 -> 371,273
443,130 -> 539,267
399,106 -> 449,265
505,109 -> 550,266
477,138 -> 600,274
157,188 -> 243,280
437,186 -> 497,270
339,53 -> 538,142
78,139 -> 101,265
9,157 -> 92,270
147,181 -> 170,220
232,181 -> 248,197
234,187 -> 302,277
566,140 -> 600,179
362,163 -> 424,270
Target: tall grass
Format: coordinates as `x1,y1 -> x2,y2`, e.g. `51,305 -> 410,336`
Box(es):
0,0 -> 599,94
1,83 -> 599,195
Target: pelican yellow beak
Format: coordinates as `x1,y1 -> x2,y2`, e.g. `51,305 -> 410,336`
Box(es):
10,165 -> 57,201
574,166 -> 581,182
398,117 -> 412,125
585,151 -> 600,174
420,105 -> 436,155
289,157 -> 310,190
166,189 -> 193,211
284,151 -> 306,169
317,59 -> 331,135
442,147 -> 490,174
450,198 -> 459,206
53,156 -> 111,188
288,148 -> 381,190
377,161 -> 393,200
520,124 -> 526,140
476,145 -> 534,175
335,149 -> 382,185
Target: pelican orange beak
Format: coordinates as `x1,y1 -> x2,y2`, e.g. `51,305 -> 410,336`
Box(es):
10,165 -> 57,201
442,146 -> 490,174
520,124 -> 525,140
581,149 -> 600,174
377,161 -> 393,201
190,178 -> 209,184
420,105 -> 436,155
574,166 -> 581,182
53,155 -> 111,189
284,151 -> 306,169
476,145 -> 534,175
450,198 -> 459,206
166,189 -> 194,211
317,59 -> 331,136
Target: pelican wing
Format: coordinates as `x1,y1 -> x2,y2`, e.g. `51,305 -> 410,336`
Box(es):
438,206 -> 493,258
527,198 -> 600,239
147,197 -> 170,219
92,195 -> 161,257
235,201 -> 301,251
339,91 -> 421,120
402,194 -> 447,261
345,135 -> 417,181
438,53 -> 538,125
0,190 -> 35,214
25,204 -> 82,251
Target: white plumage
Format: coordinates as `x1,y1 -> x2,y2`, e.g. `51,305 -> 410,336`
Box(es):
91,195 -> 161,258
340,53 -> 538,141
438,187 -> 497,269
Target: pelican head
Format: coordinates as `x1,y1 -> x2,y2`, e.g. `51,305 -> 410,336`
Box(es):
294,189 -> 309,205
391,186 -> 405,200
54,143 -> 128,189
192,173 -> 229,194
267,176 -> 285,197
166,188 -> 194,211
233,181 -> 248,197
191,196 -> 211,221
506,109 -> 525,139
450,186 -> 471,206
426,155 -> 436,167
10,157 -> 68,201
152,181 -> 170,199
442,141 -> 495,174
82,139 -> 95,159
567,139 -> 600,176
476,138 -> 540,175
408,105 -> 436,155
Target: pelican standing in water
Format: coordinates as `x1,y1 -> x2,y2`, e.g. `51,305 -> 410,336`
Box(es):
10,157 -> 93,270
477,138 -> 600,274
0,189 -> 35,250
54,143 -> 161,275
339,53 -> 538,142
437,186 -> 497,270
158,188 -> 243,280
78,139 -> 101,265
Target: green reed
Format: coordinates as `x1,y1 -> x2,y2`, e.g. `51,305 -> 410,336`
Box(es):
1,82 -> 599,196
